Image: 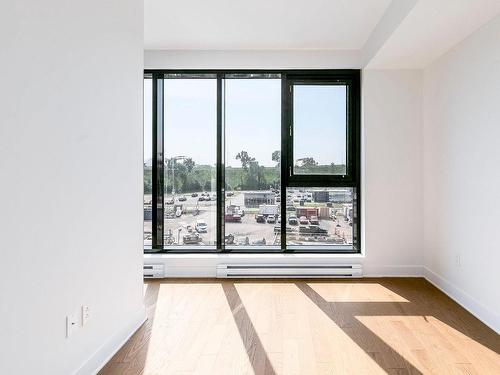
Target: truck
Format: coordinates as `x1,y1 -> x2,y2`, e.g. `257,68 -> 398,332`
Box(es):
296,207 -> 319,219
259,204 -> 279,217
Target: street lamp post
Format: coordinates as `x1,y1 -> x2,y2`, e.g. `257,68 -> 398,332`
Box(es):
170,155 -> 187,197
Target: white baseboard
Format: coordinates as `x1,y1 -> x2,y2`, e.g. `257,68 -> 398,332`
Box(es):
363,265 -> 423,277
423,267 -> 499,334
73,307 -> 147,375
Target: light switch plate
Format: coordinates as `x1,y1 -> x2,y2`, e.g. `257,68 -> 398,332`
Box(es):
66,314 -> 78,338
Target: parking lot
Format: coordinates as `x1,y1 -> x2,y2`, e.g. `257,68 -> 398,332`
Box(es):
144,189 -> 353,248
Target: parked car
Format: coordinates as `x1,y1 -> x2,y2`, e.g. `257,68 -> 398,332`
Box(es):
299,216 -> 309,225
183,232 -> 202,244
198,196 -> 205,201
225,213 -> 241,222
255,214 -> 266,223
277,215 -> 281,223
165,212 -> 175,219
178,195 -> 187,201
175,207 -> 182,217
165,197 -> 174,205
288,216 -> 299,225
226,191 -> 234,197
195,219 -> 207,233
266,215 -> 276,224
309,215 -> 319,225
191,193 -> 198,197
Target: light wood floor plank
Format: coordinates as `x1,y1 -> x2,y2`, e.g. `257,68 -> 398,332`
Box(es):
99,278 -> 500,375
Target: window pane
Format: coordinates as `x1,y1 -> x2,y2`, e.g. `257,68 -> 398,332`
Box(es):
143,78 -> 152,249
163,79 -> 217,247
285,187 -> 356,249
224,79 -> 281,248
293,85 -> 347,175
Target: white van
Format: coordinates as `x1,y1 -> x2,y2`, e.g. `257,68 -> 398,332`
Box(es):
195,219 -> 208,233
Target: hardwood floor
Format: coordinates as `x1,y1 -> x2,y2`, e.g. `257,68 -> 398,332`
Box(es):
100,278 -> 500,375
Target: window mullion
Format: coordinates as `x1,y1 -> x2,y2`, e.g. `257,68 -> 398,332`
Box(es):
217,74 -> 225,251
281,75 -> 289,251
151,74 -> 164,250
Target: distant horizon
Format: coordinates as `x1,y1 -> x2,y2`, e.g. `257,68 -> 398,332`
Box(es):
144,158 -> 346,169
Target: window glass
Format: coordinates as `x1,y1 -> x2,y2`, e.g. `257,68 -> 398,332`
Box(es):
163,78 -> 217,247
285,187 -> 355,248
224,78 -> 281,248
293,85 -> 347,175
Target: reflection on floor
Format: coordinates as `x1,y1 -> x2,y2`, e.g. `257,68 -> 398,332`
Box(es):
100,278 -> 500,375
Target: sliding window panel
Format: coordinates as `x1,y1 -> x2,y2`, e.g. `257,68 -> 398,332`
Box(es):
163,77 -> 217,248
285,187 -> 357,251
143,77 -> 153,249
224,78 -> 282,249
292,84 -> 347,176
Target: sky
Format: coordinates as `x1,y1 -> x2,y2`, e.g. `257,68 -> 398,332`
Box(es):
144,78 -> 346,168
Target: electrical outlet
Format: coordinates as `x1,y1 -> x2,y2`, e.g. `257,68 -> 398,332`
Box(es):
66,314 -> 78,338
455,254 -> 461,267
82,305 -> 90,326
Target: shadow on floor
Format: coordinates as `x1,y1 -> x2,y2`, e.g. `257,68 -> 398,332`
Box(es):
222,282 -> 277,375
294,278 -> 500,374
99,278 -> 500,375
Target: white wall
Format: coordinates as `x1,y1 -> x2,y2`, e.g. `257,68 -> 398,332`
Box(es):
144,52 -> 424,276
0,1 -> 145,374
145,49 -> 362,69
422,14 -> 500,332
363,70 -> 423,275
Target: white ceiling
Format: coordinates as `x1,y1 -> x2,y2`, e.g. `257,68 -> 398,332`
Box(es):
144,0 -> 391,50
367,0 -> 500,69
144,0 -> 500,69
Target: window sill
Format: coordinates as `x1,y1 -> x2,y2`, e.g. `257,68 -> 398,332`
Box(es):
144,252 -> 364,260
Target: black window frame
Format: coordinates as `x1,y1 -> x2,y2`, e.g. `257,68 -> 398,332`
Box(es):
144,69 -> 361,254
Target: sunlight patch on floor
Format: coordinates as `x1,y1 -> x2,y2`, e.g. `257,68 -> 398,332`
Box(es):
233,282 -> 387,375
355,314 -> 500,375
306,282 -> 409,303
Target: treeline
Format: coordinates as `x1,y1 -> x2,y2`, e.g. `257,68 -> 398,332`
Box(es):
143,151 -> 346,194
143,165 -> 279,194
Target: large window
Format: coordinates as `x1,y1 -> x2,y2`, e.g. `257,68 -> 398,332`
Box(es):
144,70 -> 360,253
224,77 -> 281,249
163,77 -> 217,248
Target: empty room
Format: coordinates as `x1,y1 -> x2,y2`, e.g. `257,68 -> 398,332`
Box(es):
1,1 -> 500,374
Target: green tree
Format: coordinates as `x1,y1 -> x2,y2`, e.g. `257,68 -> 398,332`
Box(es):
272,150 -> 281,168
235,150 -> 255,171
296,157 -> 318,168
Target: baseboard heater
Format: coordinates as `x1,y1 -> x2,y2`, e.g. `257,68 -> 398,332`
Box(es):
216,264 -> 362,278
143,264 -> 164,278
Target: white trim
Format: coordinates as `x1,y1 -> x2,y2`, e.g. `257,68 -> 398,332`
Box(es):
424,267 -> 500,334
363,265 -> 423,277
73,307 -> 147,375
